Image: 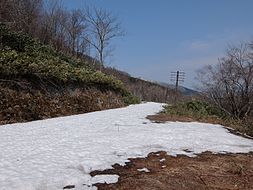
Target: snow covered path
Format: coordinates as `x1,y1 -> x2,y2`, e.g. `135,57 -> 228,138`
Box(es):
0,102 -> 252,190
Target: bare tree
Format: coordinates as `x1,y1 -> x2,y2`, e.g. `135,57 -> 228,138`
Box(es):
0,0 -> 11,23
1,1 -> 125,65
198,42 -> 253,119
40,3 -> 89,56
84,7 -> 125,70
65,9 -> 87,56
0,0 -> 43,36
40,0 -> 69,52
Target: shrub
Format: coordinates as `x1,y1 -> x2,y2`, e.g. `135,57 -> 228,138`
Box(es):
164,100 -> 226,119
122,92 -> 140,105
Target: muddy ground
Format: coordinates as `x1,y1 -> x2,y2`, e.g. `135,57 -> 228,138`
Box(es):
92,151 -> 253,190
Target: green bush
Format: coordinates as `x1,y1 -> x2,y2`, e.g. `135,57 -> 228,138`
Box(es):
185,101 -> 225,118
122,92 -> 140,105
164,100 -> 226,119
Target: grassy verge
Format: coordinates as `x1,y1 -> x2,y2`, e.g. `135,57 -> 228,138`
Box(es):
153,101 -> 253,137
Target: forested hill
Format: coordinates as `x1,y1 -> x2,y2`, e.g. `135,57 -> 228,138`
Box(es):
157,82 -> 199,96
102,67 -> 176,103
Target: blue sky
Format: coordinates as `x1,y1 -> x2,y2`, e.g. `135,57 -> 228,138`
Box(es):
62,0 -> 253,89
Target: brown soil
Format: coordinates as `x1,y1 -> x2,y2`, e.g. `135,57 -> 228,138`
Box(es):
92,151 -> 253,190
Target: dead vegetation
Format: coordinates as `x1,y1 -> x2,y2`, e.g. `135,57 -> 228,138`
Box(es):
92,151 -> 253,190
0,85 -> 124,125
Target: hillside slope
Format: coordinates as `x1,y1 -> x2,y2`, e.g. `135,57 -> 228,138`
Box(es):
0,24 -> 139,124
157,82 -> 199,96
103,67 -> 176,103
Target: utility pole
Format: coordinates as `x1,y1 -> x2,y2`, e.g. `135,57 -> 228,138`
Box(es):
170,71 -> 185,101
175,71 -> 179,92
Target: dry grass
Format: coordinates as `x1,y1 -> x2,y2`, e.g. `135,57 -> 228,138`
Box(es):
0,85 -> 125,125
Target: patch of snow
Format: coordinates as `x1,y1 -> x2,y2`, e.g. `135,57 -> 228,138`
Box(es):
137,168 -> 150,172
0,102 -> 252,190
90,175 -> 119,184
160,158 -> 166,162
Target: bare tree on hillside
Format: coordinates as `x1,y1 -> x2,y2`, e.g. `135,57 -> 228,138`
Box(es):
1,1 -> 125,65
40,0 -> 69,52
198,42 -> 253,119
0,0 -> 11,22
84,7 -> 125,70
0,0 -> 43,36
64,9 -> 88,56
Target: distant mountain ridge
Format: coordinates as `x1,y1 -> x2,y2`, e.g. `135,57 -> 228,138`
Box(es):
155,82 -> 199,96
